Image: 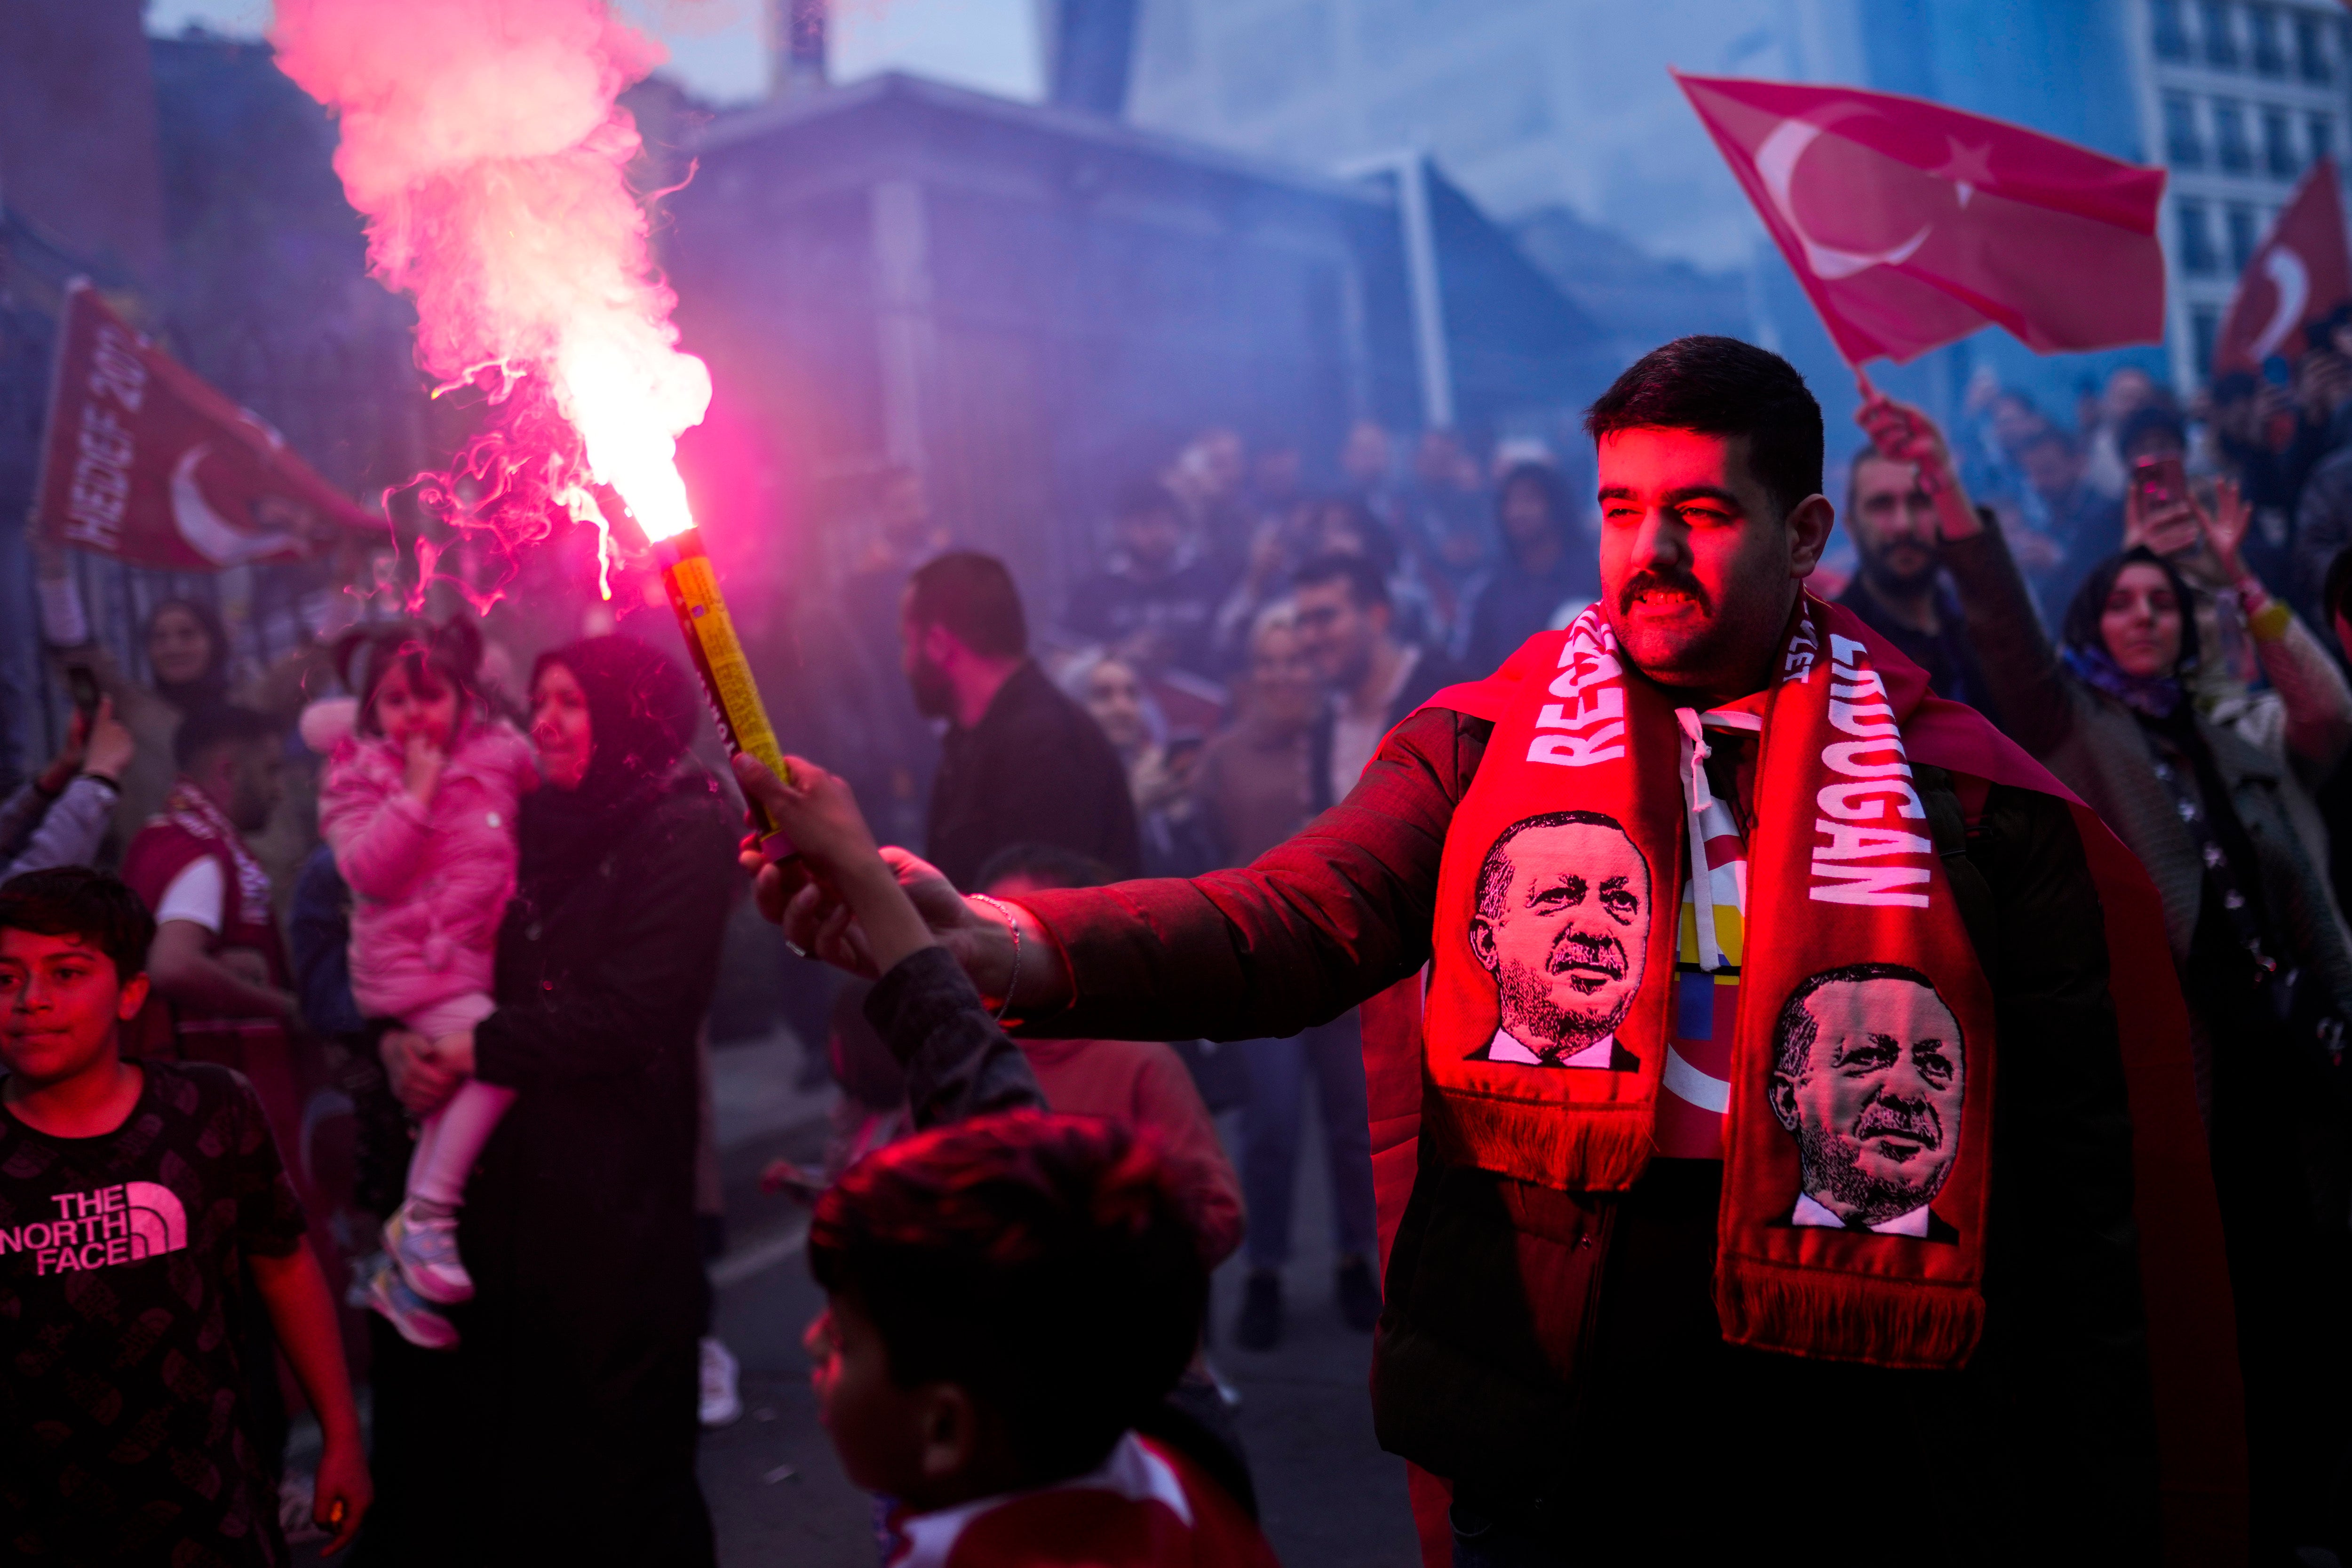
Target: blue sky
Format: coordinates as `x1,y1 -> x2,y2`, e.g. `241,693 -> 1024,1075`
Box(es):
145,0 -> 1042,105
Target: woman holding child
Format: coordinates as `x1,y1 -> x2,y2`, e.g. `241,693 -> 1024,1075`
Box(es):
361,635 -> 737,1568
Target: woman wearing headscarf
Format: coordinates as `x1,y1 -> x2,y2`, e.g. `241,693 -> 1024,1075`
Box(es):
1943,525 -> 2352,1561
364,634 -> 738,1567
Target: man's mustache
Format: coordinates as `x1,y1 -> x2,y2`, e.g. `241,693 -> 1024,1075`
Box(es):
1853,1095 -> 1941,1152
1548,930 -> 1626,982
1617,568 -> 1712,617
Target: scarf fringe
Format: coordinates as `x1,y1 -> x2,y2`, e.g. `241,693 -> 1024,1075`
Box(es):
1716,1256 -> 1984,1370
1428,1091 -> 1655,1193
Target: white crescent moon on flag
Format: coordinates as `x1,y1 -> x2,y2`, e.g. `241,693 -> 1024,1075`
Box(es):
170,445 -> 305,566
1754,110 -> 1933,281
2250,246 -> 2311,364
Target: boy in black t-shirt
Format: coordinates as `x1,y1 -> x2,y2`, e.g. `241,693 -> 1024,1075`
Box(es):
0,868 -> 370,1562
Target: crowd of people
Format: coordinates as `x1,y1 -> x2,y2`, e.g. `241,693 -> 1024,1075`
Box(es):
9,329 -> 2352,1568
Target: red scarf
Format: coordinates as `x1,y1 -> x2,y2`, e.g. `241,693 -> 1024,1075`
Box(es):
1371,599 -> 2247,1561
1422,599 -> 1994,1366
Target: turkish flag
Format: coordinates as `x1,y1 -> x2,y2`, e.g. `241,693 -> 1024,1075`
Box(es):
33,280 -> 376,572
2212,159 -> 2352,375
1677,72 -> 2168,366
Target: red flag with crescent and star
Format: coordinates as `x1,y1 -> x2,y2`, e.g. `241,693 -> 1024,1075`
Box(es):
1676,72 -> 2168,366
32,279 -> 377,573
2213,158 -> 2352,376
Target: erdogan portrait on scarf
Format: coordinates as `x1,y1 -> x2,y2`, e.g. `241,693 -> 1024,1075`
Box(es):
1768,963 -> 1965,1242
1467,810 -> 1652,1070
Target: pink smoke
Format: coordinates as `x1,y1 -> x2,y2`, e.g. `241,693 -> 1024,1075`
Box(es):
272,0 -> 711,554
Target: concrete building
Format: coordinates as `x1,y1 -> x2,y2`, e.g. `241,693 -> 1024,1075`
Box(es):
667,71 -> 1605,611
2129,0 -> 2352,385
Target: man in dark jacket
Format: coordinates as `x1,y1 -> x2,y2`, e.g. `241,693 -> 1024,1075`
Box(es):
910,551 -> 1140,890
1833,446 -> 2003,728
772,340 -> 2176,1564
1295,553 -> 1470,813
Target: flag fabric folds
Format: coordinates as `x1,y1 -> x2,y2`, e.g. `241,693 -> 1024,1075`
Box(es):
34,280 -> 375,573
2213,158 -> 2352,376
1676,72 -> 2168,366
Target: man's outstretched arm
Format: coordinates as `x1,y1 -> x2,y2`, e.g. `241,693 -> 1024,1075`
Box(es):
755,706 -> 1489,1043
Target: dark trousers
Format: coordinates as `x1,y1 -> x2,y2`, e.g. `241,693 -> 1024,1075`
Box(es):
1240,1012 -> 1377,1270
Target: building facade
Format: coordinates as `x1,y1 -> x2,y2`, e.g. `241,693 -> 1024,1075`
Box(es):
1127,0 -> 2352,401
2127,0 -> 2352,385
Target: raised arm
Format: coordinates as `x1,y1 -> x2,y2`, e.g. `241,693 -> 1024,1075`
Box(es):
2202,478 -> 2352,774
1857,391 -> 2082,756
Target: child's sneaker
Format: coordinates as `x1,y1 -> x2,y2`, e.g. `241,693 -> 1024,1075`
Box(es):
699,1336 -> 743,1428
385,1199 -> 473,1305
366,1258 -> 459,1351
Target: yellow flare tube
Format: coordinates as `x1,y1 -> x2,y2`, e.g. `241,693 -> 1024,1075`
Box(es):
651,528 -> 793,851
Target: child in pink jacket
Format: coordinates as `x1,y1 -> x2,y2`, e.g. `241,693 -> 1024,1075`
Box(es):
318,619 -> 536,1348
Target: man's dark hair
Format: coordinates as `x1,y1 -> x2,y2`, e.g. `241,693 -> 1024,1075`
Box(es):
0,867 -> 157,981
1846,445 -> 1923,517
1770,961 -> 1941,1084
809,1113 -> 1207,1482
907,551 -> 1028,659
1292,551 -> 1390,611
1112,478 -> 1182,522
973,843 -> 1115,894
173,703 -> 280,774
1473,809 -> 1637,927
1583,335 -> 1824,521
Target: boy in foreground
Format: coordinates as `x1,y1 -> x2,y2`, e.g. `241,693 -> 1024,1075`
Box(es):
0,867 -> 369,1562
737,755 -> 1278,1566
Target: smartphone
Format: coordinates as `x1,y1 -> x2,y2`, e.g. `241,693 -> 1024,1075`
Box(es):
2132,454 -> 2189,511
65,664 -> 100,727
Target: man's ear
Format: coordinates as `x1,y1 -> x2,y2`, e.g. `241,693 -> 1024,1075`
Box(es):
116,971 -> 151,1021
1785,493 -> 1837,579
1467,915 -> 1497,971
1766,1068 -> 1802,1133
916,1383 -> 980,1487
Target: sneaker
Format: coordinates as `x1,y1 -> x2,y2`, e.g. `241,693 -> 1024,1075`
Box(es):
1336,1255 -> 1383,1333
699,1336 -> 744,1428
386,1199 -> 473,1305
366,1259 -> 459,1351
1235,1272 -> 1284,1351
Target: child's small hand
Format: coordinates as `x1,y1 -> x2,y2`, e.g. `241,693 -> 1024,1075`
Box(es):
403,730 -> 446,802
733,754 -> 883,885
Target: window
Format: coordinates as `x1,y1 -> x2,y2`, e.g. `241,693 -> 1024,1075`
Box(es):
2201,0 -> 2239,67
2154,0 -> 2192,58
2165,93 -> 2204,166
2296,9 -> 2331,80
2215,99 -> 2254,170
2227,203 -> 2261,270
2178,199 -> 2220,274
2265,104 -> 2299,175
2193,305 -> 2222,381
2312,112 -> 2336,166
2249,5 -> 2287,72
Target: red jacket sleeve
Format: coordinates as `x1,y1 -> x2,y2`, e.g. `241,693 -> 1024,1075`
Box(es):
1015,705 -> 1490,1043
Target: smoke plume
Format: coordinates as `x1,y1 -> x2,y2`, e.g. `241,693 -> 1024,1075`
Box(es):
272,0 -> 710,549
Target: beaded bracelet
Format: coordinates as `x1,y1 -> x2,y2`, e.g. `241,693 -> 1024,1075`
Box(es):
969,894 -> 1024,1023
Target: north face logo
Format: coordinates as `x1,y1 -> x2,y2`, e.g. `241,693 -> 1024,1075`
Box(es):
0,1181 -> 189,1275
